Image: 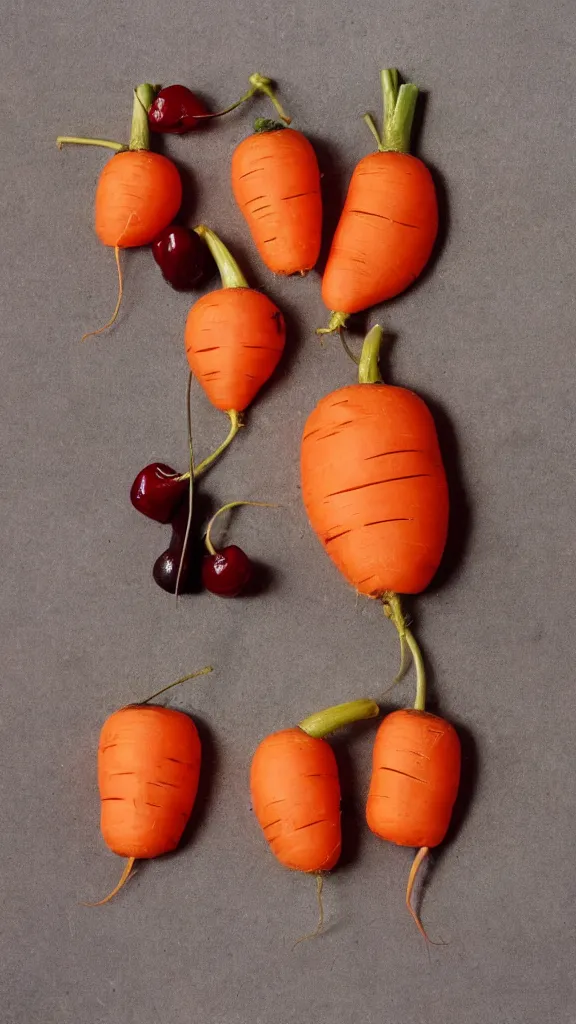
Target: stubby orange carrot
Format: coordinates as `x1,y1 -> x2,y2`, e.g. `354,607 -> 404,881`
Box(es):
232,118 -> 322,275
251,698 -> 379,940
86,667 -> 211,905
319,69 -> 438,335
58,84 -> 182,340
366,598 -> 461,940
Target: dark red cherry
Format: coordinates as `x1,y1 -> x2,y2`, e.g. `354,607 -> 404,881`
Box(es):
153,543 -> 191,593
130,463 -> 187,523
202,545 -> 253,597
152,226 -> 210,290
148,85 -> 209,134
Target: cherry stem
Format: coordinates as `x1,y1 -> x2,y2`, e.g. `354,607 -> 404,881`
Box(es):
298,698 -> 379,739
56,136 -> 126,152
175,372 -> 195,599
139,665 -> 213,705
179,409 -> 243,482
382,593 -> 427,711
193,225 -> 248,289
191,72 -> 291,124
204,500 -> 278,557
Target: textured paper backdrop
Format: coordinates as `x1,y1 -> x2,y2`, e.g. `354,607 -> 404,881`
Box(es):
1,1 -> 575,1022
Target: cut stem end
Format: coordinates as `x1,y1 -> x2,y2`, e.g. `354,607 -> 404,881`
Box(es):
299,698 -> 379,739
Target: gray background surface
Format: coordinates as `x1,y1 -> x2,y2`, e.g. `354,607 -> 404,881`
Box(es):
1,1 -> 575,1021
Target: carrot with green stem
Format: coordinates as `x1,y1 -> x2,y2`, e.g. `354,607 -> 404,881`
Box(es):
251,698 -> 380,941
231,118 -> 322,275
85,665 -> 212,906
185,224 -> 286,424
58,83 -> 182,341
319,69 -> 438,336
366,600 -> 461,942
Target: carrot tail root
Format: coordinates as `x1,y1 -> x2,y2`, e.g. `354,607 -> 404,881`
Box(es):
406,846 -> 430,940
82,856 -> 136,907
292,872 -> 325,949
80,245 -> 124,343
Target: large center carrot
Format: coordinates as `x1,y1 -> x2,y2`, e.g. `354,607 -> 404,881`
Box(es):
232,119 -> 322,275
301,326 -> 448,596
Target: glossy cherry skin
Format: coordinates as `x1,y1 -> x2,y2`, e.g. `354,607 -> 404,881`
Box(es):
130,463 -> 187,523
148,85 -> 209,134
153,543 -> 189,593
152,226 -> 210,290
202,545 -> 253,597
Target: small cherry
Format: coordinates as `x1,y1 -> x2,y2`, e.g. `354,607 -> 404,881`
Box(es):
153,542 -> 189,594
201,500 -> 276,598
148,75 -> 291,136
130,463 -> 187,523
152,225 -> 212,290
202,545 -> 253,598
148,85 -> 209,134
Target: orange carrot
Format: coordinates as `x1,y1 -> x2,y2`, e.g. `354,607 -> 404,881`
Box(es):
301,325 -> 448,598
366,599 -> 461,940
58,84 -> 182,339
185,225 -> 285,452
319,69 -> 438,335
251,700 -> 379,871
231,118 -> 322,275
251,698 -> 379,939
86,666 -> 212,905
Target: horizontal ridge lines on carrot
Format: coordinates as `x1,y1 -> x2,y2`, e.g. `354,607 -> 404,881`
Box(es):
301,327 -> 448,596
185,226 -> 285,412
318,68 -> 438,334
232,119 -> 322,275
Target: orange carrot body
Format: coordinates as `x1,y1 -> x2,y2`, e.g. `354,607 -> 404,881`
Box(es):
98,705 -> 200,859
301,380 -> 448,596
95,151 -> 182,248
366,709 -> 460,848
231,126 -> 322,275
185,287 -> 285,412
321,152 -> 437,313
250,727 -> 341,872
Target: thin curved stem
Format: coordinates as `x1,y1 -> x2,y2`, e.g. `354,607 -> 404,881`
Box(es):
181,409 -> 242,480
406,846 -> 430,941
382,593 -> 427,711
175,373 -> 195,599
191,72 -> 290,124
80,246 -> 123,343
56,136 -> 125,152
204,500 -> 278,557
82,856 -> 135,907
340,333 -> 360,365
139,666 -> 213,705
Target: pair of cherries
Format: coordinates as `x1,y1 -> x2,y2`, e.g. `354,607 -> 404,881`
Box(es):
149,85 -> 216,291
131,463 -> 253,597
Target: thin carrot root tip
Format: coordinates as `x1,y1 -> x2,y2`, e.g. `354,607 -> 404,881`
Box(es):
80,245 -> 123,343
292,873 -> 325,949
406,846 -> 435,943
82,856 -> 136,907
